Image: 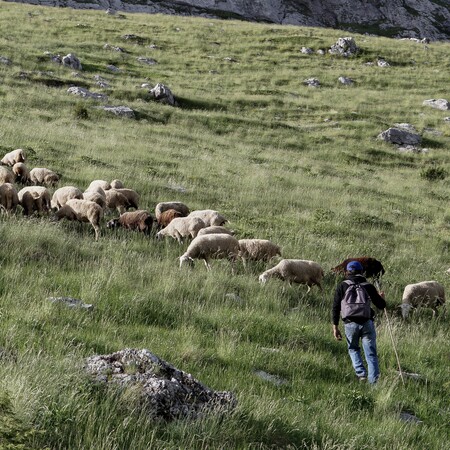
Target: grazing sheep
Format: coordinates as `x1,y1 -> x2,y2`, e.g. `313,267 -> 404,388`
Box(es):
156,216 -> 206,243
259,259 -> 324,292
17,186 -> 51,216
1,149 -> 25,166
12,163 -> 30,184
238,239 -> 281,263
114,188 -> 139,210
53,199 -> 103,241
188,209 -> 227,226
106,210 -> 154,235
0,167 -> 14,184
197,226 -> 235,237
401,281 -> 446,318
51,186 -> 83,210
157,208 -> 184,229
0,183 -> 19,213
29,167 -> 60,186
331,257 -> 385,280
105,189 -> 131,214
155,201 -> 190,221
110,179 -> 124,189
87,180 -> 111,191
83,189 -> 107,209
179,233 -> 240,271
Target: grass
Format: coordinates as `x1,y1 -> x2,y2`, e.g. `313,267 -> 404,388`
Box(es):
0,2 -> 449,449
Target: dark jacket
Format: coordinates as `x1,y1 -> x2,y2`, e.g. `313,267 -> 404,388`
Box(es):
332,274 -> 386,325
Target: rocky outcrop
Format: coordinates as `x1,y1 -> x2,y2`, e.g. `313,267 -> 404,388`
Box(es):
7,1 -> 450,41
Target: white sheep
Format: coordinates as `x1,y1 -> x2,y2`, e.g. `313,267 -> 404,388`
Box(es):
51,186 -> 83,210
188,209 -> 227,226
1,149 -> 25,166
53,199 -> 104,241
110,179 -> 124,189
0,183 -> 19,213
0,167 -> 14,184
238,239 -> 281,264
155,201 -> 190,220
105,189 -> 131,214
12,163 -> 30,184
114,188 -> 139,210
29,167 -> 60,186
87,180 -> 111,191
179,233 -> 240,271
156,216 -> 206,243
83,188 -> 106,209
197,226 -> 235,237
259,259 -> 324,292
17,186 -> 51,216
401,281 -> 446,318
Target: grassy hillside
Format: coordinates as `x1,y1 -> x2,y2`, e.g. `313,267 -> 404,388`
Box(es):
0,2 -> 449,449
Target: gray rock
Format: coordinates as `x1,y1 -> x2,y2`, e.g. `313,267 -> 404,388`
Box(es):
393,123 -> 417,133
0,56 -> 12,65
224,293 -> 243,303
99,105 -> 135,118
104,44 -> 126,52
378,127 -> 422,146
48,297 -> 94,310
444,117 -> 450,122
329,37 -> 359,56
397,145 -> 427,154
62,53 -> 82,70
137,57 -> 158,65
338,76 -> 354,85
316,49 -> 325,55
377,58 -> 390,67
85,348 -> 236,421
105,8 -> 116,15
301,47 -> 313,54
399,411 -> 423,424
254,370 -> 288,386
149,83 -> 176,106
106,64 -> 121,72
67,86 -> 108,101
304,78 -> 320,88
422,99 -> 450,111
94,75 -> 110,88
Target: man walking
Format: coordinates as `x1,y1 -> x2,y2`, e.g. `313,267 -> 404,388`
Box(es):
332,260 -> 386,384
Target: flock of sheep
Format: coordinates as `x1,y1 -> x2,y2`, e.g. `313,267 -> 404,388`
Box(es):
0,148 -> 446,318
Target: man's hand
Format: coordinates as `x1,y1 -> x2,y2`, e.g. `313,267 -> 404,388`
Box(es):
333,325 -> 342,341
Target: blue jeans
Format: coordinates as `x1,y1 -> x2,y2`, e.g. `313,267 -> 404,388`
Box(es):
344,320 -> 380,384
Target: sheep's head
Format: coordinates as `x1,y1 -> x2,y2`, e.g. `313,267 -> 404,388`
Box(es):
259,273 -> 269,284
179,255 -> 194,268
400,303 -> 414,319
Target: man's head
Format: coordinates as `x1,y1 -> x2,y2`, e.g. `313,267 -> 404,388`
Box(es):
346,260 -> 364,274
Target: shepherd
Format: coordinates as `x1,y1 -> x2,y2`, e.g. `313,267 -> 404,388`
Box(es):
331,260 -> 386,384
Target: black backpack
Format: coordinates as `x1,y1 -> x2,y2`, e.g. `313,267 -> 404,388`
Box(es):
340,280 -> 372,320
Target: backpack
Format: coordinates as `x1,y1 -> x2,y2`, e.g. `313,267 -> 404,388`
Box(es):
340,280 -> 372,320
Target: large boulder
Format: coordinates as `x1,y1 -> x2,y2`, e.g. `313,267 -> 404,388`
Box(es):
85,348 -> 236,421
149,83 -> 176,106
62,53 -> 82,70
378,127 -> 422,146
423,99 -> 450,111
329,37 -> 359,56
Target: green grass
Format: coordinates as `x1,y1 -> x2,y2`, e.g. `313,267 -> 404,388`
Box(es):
0,2 -> 449,449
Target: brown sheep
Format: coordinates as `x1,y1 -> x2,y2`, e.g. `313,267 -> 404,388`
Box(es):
29,167 -> 60,187
1,149 -> 25,166
331,257 -> 385,281
12,163 -> 30,184
53,199 -> 104,241
110,179 -> 124,189
0,167 -> 14,184
106,210 -> 154,235
155,201 -> 190,221
0,183 -> 19,213
17,186 -> 51,216
51,186 -> 83,210
157,208 -> 184,229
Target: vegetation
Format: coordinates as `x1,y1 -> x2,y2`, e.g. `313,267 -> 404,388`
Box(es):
0,2 -> 449,449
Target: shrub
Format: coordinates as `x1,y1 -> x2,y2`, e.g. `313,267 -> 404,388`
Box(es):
420,166 -> 448,181
74,103 -> 89,120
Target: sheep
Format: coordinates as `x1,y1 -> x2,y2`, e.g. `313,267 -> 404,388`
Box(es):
51,186 -> 83,210
106,210 -> 154,235
156,216 -> 206,243
179,233 -> 240,271
83,189 -> 107,209
154,201 -> 190,221
105,189 -> 131,214
401,281 -> 446,319
1,149 -> 25,166
259,259 -> 324,292
188,209 -> 227,226
114,188 -> 139,210
238,239 -> 281,264
0,183 -> 19,213
110,179 -> 124,189
0,167 -> 14,184
12,163 -> 30,184
53,199 -> 104,241
29,167 -> 60,186
87,180 -> 111,191
197,225 -> 235,237
17,186 -> 51,216
331,257 -> 385,281
157,208 -> 184,229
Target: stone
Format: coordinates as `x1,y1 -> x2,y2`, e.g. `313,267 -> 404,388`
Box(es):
224,293 -> 243,303
105,8 -> 116,15
99,106 -> 135,118
399,411 -> 423,424
137,57 -> 158,65
301,47 -> 313,54
106,64 -> 121,72
104,44 -> 126,52
62,53 -> 82,70
378,127 -> 422,146
393,123 -> 417,133
329,37 -> 359,56
48,297 -> 93,310
444,117 -> 450,122
338,76 -> 354,85
316,49 -> 325,55
304,78 -> 320,88
223,57 -> 238,62
149,83 -> 176,106
397,145 -> 427,154
0,56 -> 12,65
377,58 -> 390,67
422,99 -> 450,111
67,87 -> 108,101
85,348 -> 236,421
94,75 -> 110,88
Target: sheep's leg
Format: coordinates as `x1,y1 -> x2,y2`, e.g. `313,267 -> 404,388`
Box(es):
203,258 -> 211,271
175,231 -> 182,244
93,224 -> 100,241
306,284 -> 311,294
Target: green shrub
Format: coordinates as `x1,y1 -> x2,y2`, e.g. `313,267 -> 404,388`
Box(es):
420,166 -> 448,181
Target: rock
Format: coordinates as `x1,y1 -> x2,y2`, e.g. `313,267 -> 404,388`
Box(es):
444,117 -> 450,122
378,127 -> 422,146
377,58 -> 390,67
106,64 -> 121,72
99,106 -> 135,118
399,371 -> 423,380
137,57 -> 158,65
122,34 -> 145,44
94,75 -> 110,88
399,411 -> 423,424
422,99 -> 450,111
397,145 -> 427,154
0,56 -> 12,65
446,268 -> 450,275
329,37 -> 359,56
304,78 -> 320,88
393,123 -> 417,133
224,293 -> 243,303
62,53 -> 82,70
338,76 -> 354,85
223,57 -> 238,62
85,348 -> 236,421
48,297 -> 93,310
105,8 -> 116,15
316,49 -> 325,55
301,47 -> 313,54
254,370 -> 288,386
148,44 -> 159,49
423,127 -> 443,136
104,44 -> 126,52
67,87 -> 108,101
149,83 -> 176,106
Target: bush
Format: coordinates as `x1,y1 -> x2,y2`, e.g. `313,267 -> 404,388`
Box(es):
73,103 -> 89,120
420,166 -> 448,181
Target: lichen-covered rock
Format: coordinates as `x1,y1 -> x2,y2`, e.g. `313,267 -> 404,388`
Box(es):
304,78 -> 320,88
0,56 -> 12,65
423,98 -> 450,110
329,37 -> 359,56
137,57 -> 158,65
85,348 -> 236,421
377,58 -> 391,67
378,127 -> 422,146
149,83 -> 176,106
301,47 -> 313,54
338,76 -> 354,85
67,86 -> 108,101
62,53 -> 82,70
99,106 -> 135,118
48,297 -> 93,310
